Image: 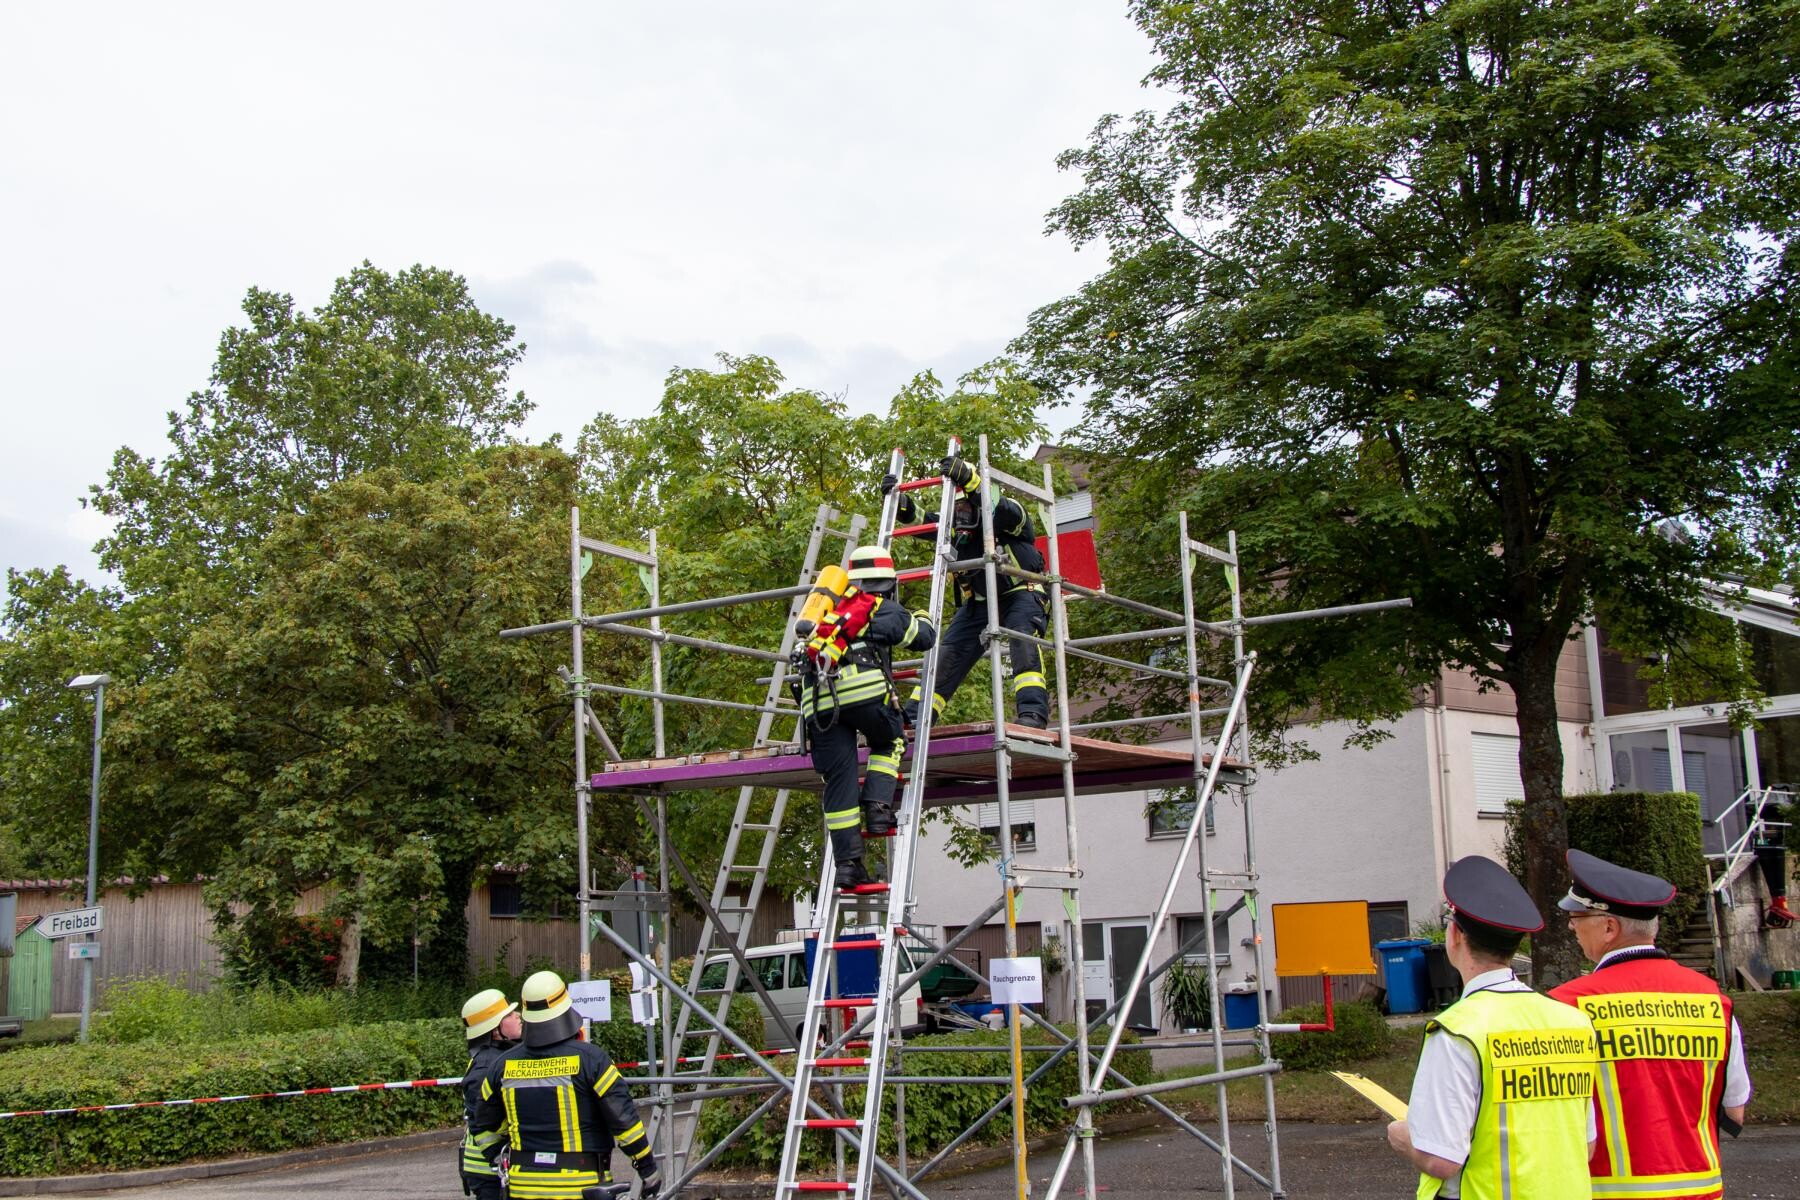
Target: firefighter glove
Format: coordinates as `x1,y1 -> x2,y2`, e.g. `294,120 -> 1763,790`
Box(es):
940,455 -> 974,489
880,472 -> 898,494
638,1163 -> 663,1200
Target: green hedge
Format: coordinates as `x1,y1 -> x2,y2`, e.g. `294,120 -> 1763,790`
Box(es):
0,1020 -> 463,1178
694,1024 -> 1153,1169
3,992 -> 764,1178
1268,999 -> 1393,1071
1506,791 -> 1707,955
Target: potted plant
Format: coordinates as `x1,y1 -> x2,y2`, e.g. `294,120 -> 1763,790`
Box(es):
1160,956 -> 1212,1033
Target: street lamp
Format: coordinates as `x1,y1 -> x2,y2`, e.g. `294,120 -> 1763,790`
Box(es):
66,672 -> 110,1042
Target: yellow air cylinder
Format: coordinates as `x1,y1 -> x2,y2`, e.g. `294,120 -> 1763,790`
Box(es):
794,564 -> 850,639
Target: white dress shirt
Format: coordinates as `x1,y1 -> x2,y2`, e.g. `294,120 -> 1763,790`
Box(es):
1407,968 -> 1596,1199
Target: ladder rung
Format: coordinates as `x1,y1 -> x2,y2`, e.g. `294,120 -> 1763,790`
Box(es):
861,828 -> 895,839
838,882 -> 889,896
725,863 -> 762,872
799,1118 -> 862,1128
892,522 -> 936,537
896,568 -> 932,583
793,1184 -> 853,1193
740,821 -> 781,831
831,938 -> 883,951
694,986 -> 735,996
895,475 -> 945,493
821,998 -> 869,1008
714,904 -> 755,913
810,1056 -> 869,1068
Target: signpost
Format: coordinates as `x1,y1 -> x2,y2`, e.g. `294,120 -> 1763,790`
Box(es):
68,943 -> 102,961
40,907 -> 105,940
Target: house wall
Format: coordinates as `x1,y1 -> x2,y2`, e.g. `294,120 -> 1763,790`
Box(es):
909,713 -> 1442,1031
5,882 -> 227,1014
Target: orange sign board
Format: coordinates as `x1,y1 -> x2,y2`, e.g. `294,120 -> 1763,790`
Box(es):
1271,901 -> 1376,977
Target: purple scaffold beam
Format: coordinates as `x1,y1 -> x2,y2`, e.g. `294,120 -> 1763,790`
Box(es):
590,732 -> 1006,794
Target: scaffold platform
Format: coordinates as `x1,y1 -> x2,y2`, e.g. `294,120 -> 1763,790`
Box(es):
591,719 -> 1249,804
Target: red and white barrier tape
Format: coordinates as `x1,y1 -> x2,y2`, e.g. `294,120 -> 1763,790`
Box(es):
0,1047 -> 800,1119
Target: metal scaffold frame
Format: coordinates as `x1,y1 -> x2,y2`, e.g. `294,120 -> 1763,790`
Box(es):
500,439 -> 1411,1199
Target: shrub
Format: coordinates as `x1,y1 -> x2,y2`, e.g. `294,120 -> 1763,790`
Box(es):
1504,791 -> 1707,955
0,1020 -> 463,1177
694,1023 -> 1153,1169
1268,999 -> 1392,1072
216,912 -> 346,991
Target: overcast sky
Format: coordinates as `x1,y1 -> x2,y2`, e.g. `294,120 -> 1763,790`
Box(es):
1,4 -> 1163,590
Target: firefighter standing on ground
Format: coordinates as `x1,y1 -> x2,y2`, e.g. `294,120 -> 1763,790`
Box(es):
471,970 -> 661,1200
1549,849 -> 1752,1200
1387,855 -> 1601,1199
460,988 -> 523,1199
798,544 -> 936,891
892,454 -> 1049,730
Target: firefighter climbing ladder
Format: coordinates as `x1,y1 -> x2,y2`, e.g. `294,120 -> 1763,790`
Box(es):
499,435 -> 1411,1200
772,441 -> 965,1197
655,504 -> 869,1172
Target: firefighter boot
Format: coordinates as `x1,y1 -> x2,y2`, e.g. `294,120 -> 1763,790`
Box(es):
836,856 -> 877,891
863,801 -> 896,838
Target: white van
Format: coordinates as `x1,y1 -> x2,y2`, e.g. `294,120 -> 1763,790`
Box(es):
697,935 -> 926,1050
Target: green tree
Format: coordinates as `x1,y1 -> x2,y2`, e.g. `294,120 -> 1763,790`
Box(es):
2,262 -> 541,980
1016,0 -> 1800,981
573,355 -> 1048,894
105,447 -> 594,984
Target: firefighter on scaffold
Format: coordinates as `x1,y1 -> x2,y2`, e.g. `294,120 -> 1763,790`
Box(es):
795,544 -> 936,891
891,454 -> 1048,730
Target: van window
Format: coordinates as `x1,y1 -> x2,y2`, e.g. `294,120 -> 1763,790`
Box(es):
754,954 -> 787,993
697,960 -> 727,992
788,953 -> 809,989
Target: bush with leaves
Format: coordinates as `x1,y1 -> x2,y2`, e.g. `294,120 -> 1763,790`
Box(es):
694,1024 -> 1151,1168
0,1020 -> 463,1176
1268,1000 -> 1392,1072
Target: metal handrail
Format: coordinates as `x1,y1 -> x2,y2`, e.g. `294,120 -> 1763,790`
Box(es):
1705,786 -> 1794,894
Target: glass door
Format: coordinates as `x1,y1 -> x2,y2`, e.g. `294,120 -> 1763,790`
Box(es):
1107,922 -> 1156,1032
1680,723 -> 1749,855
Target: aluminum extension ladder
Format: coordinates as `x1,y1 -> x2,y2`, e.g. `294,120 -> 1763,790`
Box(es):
773,442 -> 964,1198
653,502 -> 868,1175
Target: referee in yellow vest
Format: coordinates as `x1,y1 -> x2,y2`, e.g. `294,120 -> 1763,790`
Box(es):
1387,856 -> 1602,1199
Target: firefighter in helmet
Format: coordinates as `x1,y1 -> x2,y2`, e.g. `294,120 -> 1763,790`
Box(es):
471,970 -> 661,1200
892,454 -> 1048,729
798,544 -> 936,891
459,988 -> 521,1198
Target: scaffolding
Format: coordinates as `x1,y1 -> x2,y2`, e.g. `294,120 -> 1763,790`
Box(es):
499,437 -> 1410,1199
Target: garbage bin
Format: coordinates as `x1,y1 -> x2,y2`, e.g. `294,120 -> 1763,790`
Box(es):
1422,941 -> 1459,1010
1378,938 -> 1433,1015
1222,987 -> 1260,1030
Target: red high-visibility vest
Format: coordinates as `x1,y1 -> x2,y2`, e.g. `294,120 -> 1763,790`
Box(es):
1550,953 -> 1732,1200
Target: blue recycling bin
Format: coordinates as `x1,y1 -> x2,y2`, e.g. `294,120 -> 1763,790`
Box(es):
1378,938 -> 1433,1015
1222,990 -> 1260,1030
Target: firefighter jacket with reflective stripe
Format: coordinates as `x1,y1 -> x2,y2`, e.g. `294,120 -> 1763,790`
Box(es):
1550,952 -> 1734,1200
799,598 -> 935,718
460,1041 -> 506,1178
905,494 -> 1045,601
471,1036 -> 654,1200
1416,988 -> 1599,1200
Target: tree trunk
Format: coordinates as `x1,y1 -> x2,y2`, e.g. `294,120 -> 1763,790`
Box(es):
1511,654 -> 1581,986
336,908 -> 362,989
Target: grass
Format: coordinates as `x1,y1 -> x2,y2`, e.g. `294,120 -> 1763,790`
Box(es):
1146,992 -> 1800,1127
0,1017 -> 79,1054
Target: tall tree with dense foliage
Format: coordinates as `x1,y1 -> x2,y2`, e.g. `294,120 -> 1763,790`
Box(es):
1017,0 -> 1800,980
0,263 -> 546,981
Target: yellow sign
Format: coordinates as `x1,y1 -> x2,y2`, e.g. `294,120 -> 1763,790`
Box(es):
1329,1071 -> 1408,1120
1576,991 -> 1727,1063
1484,1029 -> 1597,1104
1270,901 -> 1376,977
503,1055 -> 580,1080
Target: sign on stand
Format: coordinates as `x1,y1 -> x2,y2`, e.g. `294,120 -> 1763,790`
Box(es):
990,957 -> 1044,1005
42,907 -> 104,939
68,943 -> 102,961
567,980 -> 613,1022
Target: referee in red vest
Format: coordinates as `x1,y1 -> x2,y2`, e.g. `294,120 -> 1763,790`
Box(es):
1550,850 -> 1752,1200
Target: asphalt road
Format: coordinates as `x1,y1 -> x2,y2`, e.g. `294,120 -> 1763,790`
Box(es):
58,1122 -> 1800,1198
